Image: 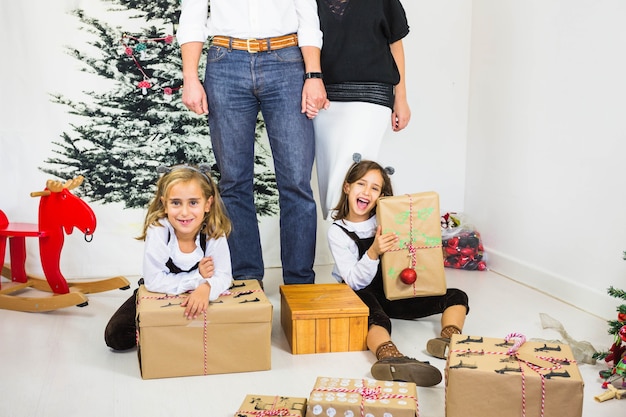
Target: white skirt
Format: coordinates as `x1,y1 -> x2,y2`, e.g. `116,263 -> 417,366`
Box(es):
313,101 -> 391,220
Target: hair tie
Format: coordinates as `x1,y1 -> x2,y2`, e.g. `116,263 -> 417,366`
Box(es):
351,152 -> 394,175
156,164 -> 170,174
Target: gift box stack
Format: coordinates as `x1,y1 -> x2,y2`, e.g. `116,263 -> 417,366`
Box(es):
377,192 -> 446,300
445,333 -> 584,417
305,377 -> 418,417
136,279 -> 272,379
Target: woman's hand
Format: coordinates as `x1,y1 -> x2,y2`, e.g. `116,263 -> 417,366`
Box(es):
302,79 -> 330,119
391,97 -> 411,131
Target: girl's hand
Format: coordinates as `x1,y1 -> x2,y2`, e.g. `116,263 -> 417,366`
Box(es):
181,282 -> 210,319
198,256 -> 214,278
367,225 -> 399,260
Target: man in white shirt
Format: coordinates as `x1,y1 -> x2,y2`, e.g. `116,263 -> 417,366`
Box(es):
177,0 -> 327,285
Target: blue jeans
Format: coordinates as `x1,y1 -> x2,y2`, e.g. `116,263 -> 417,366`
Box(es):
204,45 -> 317,284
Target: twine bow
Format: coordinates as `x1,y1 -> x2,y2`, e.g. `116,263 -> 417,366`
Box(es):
450,333 -> 576,417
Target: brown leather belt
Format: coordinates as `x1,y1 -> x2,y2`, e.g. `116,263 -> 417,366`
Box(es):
211,34 -> 298,53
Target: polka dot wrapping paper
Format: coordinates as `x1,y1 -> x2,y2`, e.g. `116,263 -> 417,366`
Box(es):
306,377 -> 418,417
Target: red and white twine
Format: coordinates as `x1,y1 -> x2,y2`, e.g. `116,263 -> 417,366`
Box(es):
137,287 -> 263,375
236,396 -> 301,417
387,194 -> 442,295
450,333 -> 576,417
312,380 -> 418,417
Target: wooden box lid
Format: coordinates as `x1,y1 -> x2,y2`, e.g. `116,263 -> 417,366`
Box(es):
280,283 -> 368,319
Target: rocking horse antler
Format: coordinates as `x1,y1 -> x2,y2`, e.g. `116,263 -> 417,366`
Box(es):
30,176 -> 85,197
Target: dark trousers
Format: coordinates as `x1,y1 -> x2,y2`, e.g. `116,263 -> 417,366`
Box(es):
356,270 -> 469,335
104,280 -> 142,350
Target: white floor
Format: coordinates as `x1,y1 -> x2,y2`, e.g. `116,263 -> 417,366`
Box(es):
0,266 -> 623,417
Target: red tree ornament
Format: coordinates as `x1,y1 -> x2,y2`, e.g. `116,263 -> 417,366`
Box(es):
399,268 -> 417,285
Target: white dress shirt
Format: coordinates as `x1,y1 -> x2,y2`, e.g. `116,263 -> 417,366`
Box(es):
142,218 -> 232,300
177,0 -> 323,48
328,216 -> 380,291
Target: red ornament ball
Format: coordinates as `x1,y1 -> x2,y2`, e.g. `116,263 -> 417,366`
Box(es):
399,268 -> 417,285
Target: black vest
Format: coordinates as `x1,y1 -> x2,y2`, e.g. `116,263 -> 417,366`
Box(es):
165,231 -> 207,273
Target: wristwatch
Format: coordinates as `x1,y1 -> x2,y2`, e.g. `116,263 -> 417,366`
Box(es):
304,72 -> 323,81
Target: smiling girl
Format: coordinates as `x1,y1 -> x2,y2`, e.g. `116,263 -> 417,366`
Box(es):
327,156 -> 469,386
104,165 -> 232,351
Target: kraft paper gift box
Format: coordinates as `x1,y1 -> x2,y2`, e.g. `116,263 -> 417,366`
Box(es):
136,279 -> 272,379
280,283 -> 368,354
306,377 -> 418,417
377,192 -> 446,300
445,334 -> 584,417
234,395 -> 307,417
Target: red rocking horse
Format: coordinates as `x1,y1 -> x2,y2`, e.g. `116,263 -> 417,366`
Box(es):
0,176 -> 130,312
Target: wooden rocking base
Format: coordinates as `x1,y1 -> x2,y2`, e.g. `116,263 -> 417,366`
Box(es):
0,280 -> 89,312
1,264 -> 131,312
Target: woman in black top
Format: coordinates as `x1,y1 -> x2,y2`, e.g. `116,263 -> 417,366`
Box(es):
312,0 -> 411,220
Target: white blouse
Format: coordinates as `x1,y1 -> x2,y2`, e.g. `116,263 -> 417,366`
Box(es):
142,218 -> 232,300
327,216 -> 380,291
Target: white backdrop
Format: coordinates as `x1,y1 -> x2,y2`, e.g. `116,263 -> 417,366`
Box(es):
0,0 -> 470,279
465,0 -> 626,319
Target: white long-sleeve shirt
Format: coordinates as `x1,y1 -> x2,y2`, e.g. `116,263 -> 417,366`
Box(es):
328,216 -> 380,291
177,0 -> 323,48
142,218 -> 232,300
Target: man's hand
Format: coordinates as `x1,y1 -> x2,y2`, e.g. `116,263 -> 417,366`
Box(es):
302,78 -> 329,119
181,78 -> 209,115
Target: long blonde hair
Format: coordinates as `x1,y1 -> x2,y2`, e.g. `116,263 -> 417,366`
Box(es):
137,166 -> 231,240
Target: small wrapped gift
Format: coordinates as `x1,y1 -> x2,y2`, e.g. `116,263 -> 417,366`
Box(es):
445,333 -> 584,417
377,192 -> 446,300
306,377 -> 418,417
235,395 -> 307,417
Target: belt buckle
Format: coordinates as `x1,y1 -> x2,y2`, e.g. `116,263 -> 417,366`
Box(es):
246,38 -> 259,53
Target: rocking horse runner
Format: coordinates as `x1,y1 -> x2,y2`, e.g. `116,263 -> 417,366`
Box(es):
0,176 -> 130,312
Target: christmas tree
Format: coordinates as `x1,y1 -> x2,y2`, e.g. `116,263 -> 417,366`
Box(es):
42,0 -> 279,216
592,255 -> 626,390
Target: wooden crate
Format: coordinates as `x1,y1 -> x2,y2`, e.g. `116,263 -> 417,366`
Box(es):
280,283 -> 369,354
